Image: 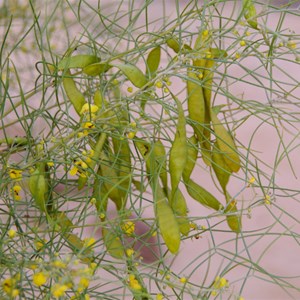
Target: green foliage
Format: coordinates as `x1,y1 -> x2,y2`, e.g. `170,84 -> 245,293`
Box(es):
1,0 -> 300,299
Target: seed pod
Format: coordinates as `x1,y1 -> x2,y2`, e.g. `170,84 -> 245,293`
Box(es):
225,194 -> 242,233
93,89 -> 104,108
243,0 -> 258,30
57,54 -> 100,70
166,37 -> 181,53
111,63 -> 148,88
29,163 -> 49,214
50,211 -> 93,263
169,94 -> 187,200
135,139 -> 181,253
210,110 -> 241,173
62,70 -> 86,115
171,188 -> 190,236
92,172 -> 109,222
155,186 -> 181,254
182,135 -> 198,183
153,140 -> 168,193
112,137 -> 132,208
98,151 -> 123,210
211,142 -> 232,193
185,179 -> 223,211
187,70 -> 205,139
83,62 -> 112,76
146,46 -> 161,77
102,227 -> 124,259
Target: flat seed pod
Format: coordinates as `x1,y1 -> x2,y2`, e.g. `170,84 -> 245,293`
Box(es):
53,212 -> 94,263
29,164 -> 49,213
153,140 -> 168,192
57,54 -> 100,70
99,152 -> 123,210
146,46 -> 161,77
171,189 -> 190,236
182,135 -> 198,183
155,187 -> 181,254
102,227 -> 124,259
166,37 -> 181,53
83,62 -> 112,76
211,142 -> 232,193
93,89 -> 104,108
111,63 -> 148,88
112,137 -> 132,208
187,71 -> 205,138
210,110 -> 241,173
62,70 -> 86,115
243,0 -> 258,30
225,197 -> 242,233
169,95 -> 187,200
185,179 -> 223,211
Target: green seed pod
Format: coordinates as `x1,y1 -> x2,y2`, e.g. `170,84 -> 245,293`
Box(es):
187,70 -> 205,139
182,135 -> 198,183
185,179 -> 223,211
155,186 -> 181,254
225,194 -> 242,233
153,140 -> 168,193
93,89 -> 104,108
98,151 -> 123,210
169,94 -> 187,200
62,70 -> 86,115
111,63 -> 148,88
102,227 -> 124,259
171,188 -> 190,236
57,54 -> 100,70
166,37 -> 181,53
243,0 -> 258,30
211,142 -> 232,193
210,110 -> 241,173
29,163 -> 49,213
83,62 -> 112,76
146,46 -> 161,77
112,137 -> 132,208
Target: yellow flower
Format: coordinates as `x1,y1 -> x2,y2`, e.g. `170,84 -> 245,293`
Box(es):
9,169 -> 22,180
156,293 -> 164,300
80,103 -> 99,115
179,277 -> 187,284
11,185 -> 22,201
69,160 -> 88,177
78,277 -> 90,290
35,238 -> 47,251
127,86 -> 133,93
155,81 -> 163,88
33,272 -> 48,287
122,221 -> 135,236
83,121 -> 95,130
82,149 -> 94,164
240,40 -> 246,47
8,229 -> 16,238
264,194 -> 271,205
126,248 -> 135,257
128,274 -> 142,291
84,237 -> 96,249
52,284 -> 69,298
52,260 -> 67,269
47,161 -> 54,167
2,278 -> 19,298
127,131 -> 136,139
287,40 -> 297,50
213,276 -> 228,290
